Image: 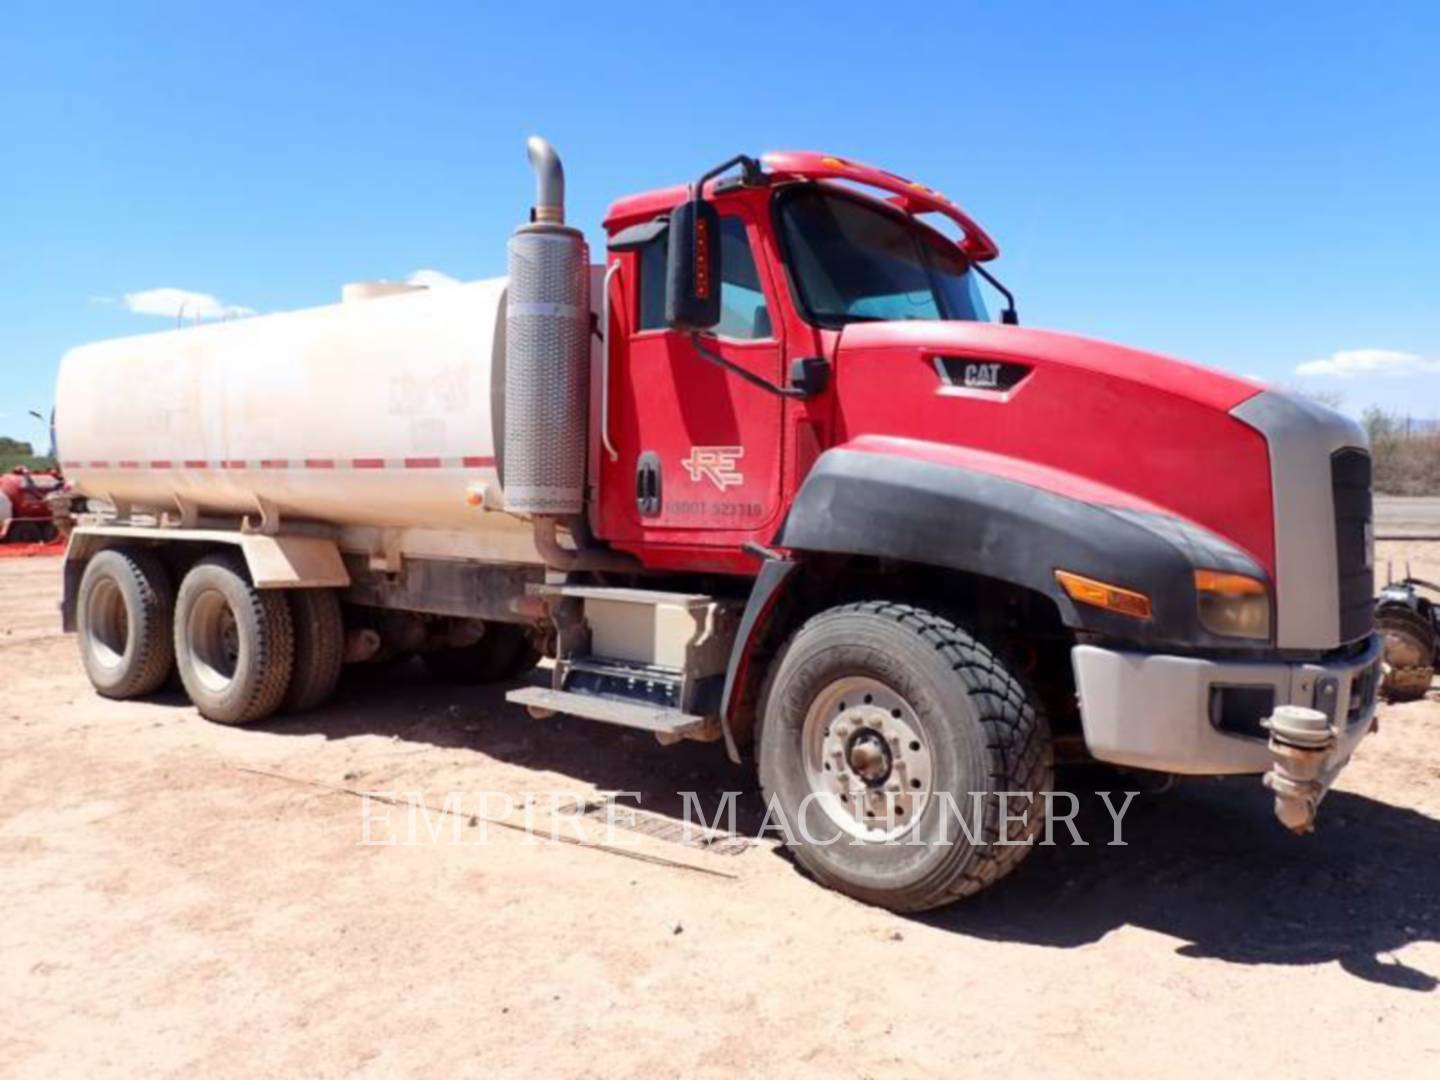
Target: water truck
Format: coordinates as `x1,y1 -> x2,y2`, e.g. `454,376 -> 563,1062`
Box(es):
53,139 -> 1380,910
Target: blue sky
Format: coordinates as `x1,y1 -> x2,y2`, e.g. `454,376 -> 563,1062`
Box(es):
3,0 -> 1437,448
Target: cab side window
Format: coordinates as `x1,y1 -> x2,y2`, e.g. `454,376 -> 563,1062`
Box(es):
637,216 -> 773,339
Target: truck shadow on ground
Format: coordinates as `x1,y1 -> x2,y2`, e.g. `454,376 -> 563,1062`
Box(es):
255,661 -> 1439,994
924,775 -> 1440,993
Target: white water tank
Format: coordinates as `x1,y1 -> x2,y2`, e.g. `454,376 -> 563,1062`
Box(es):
54,277 -> 582,537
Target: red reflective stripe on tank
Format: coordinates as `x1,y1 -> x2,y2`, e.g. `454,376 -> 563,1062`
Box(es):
75,455 -> 497,472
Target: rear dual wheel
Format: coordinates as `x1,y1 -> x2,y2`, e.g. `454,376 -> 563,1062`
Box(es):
283,588 -> 345,713
171,556 -> 345,724
76,548 -> 176,699
173,555 -> 295,725
77,550 -> 344,722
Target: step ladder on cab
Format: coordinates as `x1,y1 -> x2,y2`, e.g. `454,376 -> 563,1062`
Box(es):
506,586 -> 743,745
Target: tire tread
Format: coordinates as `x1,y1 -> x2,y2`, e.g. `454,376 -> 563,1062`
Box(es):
283,589 -> 344,712
79,547 -> 175,699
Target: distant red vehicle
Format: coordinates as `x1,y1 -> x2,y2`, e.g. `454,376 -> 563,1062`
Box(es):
0,467 -> 60,544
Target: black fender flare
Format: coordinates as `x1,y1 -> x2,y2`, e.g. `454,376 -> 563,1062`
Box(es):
717,446 -> 1265,760
777,444 -> 1266,638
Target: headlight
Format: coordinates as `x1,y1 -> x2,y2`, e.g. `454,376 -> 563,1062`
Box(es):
1194,569 -> 1271,640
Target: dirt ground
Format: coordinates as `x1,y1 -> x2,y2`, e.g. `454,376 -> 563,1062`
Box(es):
2,544 -> 1438,1079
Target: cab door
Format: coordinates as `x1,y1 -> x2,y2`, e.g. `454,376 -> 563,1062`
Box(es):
598,206 -> 787,557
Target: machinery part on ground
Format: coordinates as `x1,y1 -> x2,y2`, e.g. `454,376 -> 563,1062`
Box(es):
173,555 -> 295,725
1262,705 -> 1337,834
756,601 -> 1052,913
423,622 -> 541,685
283,589 -> 345,713
1375,581 -> 1437,702
76,548 -> 175,699
503,136 -> 590,517
1,467 -> 59,543
2,520 -> 58,544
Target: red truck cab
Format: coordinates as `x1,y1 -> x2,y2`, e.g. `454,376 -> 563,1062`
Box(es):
597,153 -> 1274,577
592,147 -> 1379,836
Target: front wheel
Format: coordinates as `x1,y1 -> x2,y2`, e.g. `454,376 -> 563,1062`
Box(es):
757,601 -> 1053,912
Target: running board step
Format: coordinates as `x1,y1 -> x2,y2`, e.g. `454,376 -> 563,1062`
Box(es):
505,686 -> 719,744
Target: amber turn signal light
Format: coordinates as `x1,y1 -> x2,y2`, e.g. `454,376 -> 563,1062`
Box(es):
1192,569 -> 1267,596
1054,570 -> 1153,620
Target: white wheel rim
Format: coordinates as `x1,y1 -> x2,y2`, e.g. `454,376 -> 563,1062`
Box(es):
188,589 -> 241,694
801,675 -> 934,842
85,577 -> 129,670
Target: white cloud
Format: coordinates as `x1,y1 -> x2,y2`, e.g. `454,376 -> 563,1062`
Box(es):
1294,348 -> 1440,379
122,287 -> 256,320
406,268 -> 461,289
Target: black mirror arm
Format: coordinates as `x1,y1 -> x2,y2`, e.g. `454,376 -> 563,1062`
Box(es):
690,333 -> 807,398
693,154 -> 763,196
971,262 -> 1019,325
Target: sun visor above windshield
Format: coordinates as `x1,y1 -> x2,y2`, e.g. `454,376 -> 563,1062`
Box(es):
761,151 -> 999,262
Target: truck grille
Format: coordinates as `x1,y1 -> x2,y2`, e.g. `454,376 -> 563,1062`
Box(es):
1331,448 -> 1373,643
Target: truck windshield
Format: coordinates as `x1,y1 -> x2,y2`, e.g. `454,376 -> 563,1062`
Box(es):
777,186 -> 988,328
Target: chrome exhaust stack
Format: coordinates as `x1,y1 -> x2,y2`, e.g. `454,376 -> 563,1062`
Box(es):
525,135 -> 566,225
504,136 -> 637,574
503,135 -> 589,519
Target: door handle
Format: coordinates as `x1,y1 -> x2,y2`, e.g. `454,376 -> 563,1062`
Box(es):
636,452 -> 661,517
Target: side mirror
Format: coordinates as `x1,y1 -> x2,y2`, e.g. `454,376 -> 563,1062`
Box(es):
665,196 -> 722,332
